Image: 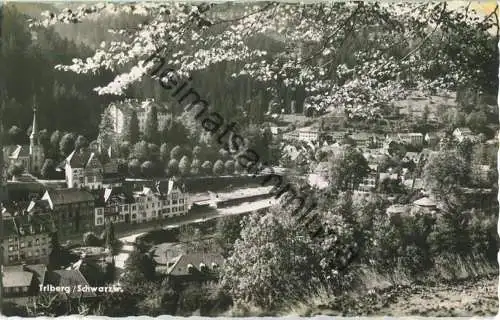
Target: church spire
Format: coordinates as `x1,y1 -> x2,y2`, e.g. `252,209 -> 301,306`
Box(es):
30,96 -> 38,144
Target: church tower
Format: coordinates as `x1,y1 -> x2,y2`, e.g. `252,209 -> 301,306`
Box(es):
29,97 -> 44,173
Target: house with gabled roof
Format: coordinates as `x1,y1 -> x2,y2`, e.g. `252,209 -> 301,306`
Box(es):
1,264 -> 47,298
130,179 -> 189,224
163,252 -> 224,283
63,149 -> 104,190
44,269 -> 97,300
93,187 -> 134,226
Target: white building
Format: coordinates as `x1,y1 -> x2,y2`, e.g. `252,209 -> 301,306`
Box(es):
297,126 -> 320,142
94,180 -> 189,227
130,181 -> 189,224
386,132 -> 424,146
63,150 -> 103,190
107,99 -> 170,135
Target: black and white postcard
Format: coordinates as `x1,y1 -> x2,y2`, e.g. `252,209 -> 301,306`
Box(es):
0,1 -> 498,317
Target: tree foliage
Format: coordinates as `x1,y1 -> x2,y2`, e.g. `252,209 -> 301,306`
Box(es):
212,159 -> 224,176
144,104 -> 159,143
41,159 -> 56,179
38,2 -> 498,121
327,147 -> 370,191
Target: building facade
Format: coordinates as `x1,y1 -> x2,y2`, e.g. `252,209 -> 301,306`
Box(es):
93,180 -> 189,226
40,189 -> 95,241
64,150 -> 103,190
107,100 -> 170,135
94,187 -> 133,226
297,127 -> 320,142
129,182 -> 189,224
2,213 -> 54,265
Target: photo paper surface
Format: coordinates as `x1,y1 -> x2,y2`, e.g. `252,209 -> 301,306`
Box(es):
0,1 -> 498,317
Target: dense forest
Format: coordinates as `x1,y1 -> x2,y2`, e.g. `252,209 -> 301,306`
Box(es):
0,5 -> 117,140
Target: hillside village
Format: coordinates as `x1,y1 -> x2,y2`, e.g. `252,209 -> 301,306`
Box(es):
1,1 -> 498,318
1,86 -> 498,316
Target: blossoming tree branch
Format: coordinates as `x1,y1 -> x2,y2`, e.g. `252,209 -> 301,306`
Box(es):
29,1 -> 498,120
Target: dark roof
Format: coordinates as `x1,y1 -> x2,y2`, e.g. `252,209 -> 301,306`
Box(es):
15,213 -> 54,235
9,145 -> 30,159
27,199 -> 51,213
65,150 -> 101,169
167,252 -> 224,276
44,189 -> 95,206
93,187 -> 134,206
3,217 -> 18,238
1,213 -> 54,239
65,150 -> 88,168
45,270 -> 97,298
23,264 -> 47,286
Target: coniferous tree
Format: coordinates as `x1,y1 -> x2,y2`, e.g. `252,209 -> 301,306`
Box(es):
125,109 -> 140,145
143,105 -> 158,143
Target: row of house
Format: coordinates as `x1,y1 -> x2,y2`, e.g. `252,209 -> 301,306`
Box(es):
1,179 -> 190,265
93,181 -> 189,226
279,123 -> 479,147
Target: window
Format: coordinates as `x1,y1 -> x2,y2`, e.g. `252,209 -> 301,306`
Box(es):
158,202 -> 160,207
35,239 -> 40,245
132,214 -> 137,219
124,205 -> 129,211
28,251 -> 32,257
42,248 -> 46,254
8,238 -> 14,243
178,206 -> 184,211
132,205 -> 136,211
141,212 -> 146,218
152,203 -> 155,208
8,246 -> 13,252
152,210 -> 156,216
97,218 -> 103,225
172,200 -> 178,205
28,241 -> 33,247
179,199 -> 184,204
98,208 -> 103,215
165,208 -> 170,213
20,242 -> 25,248
172,207 -> 178,213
